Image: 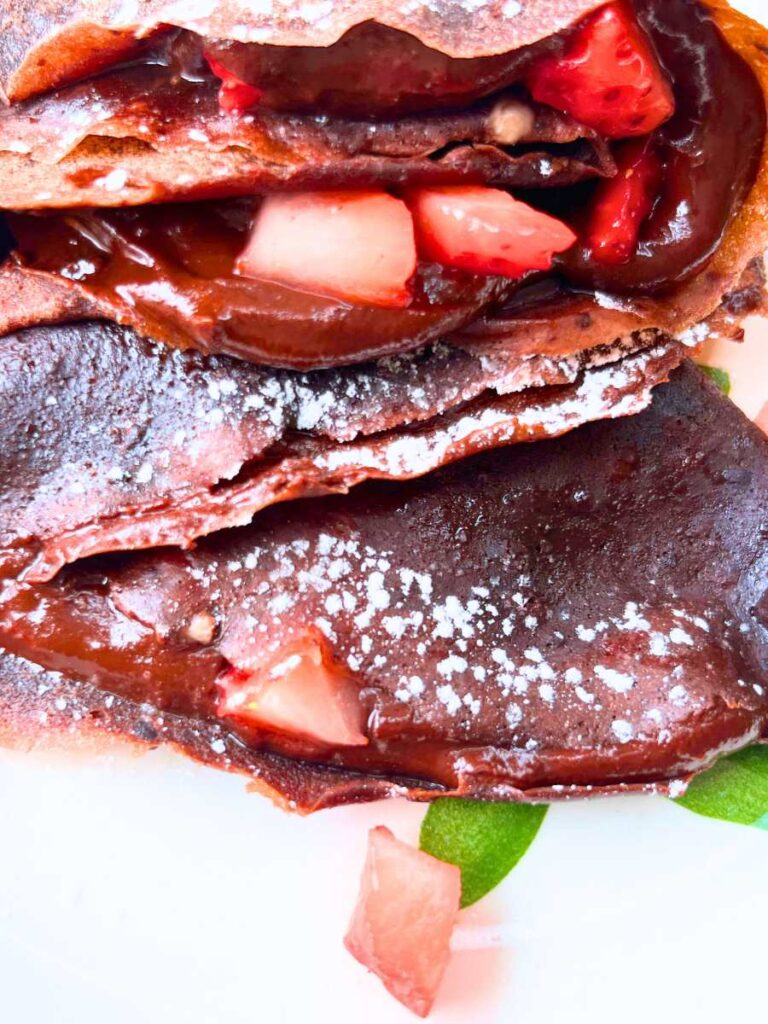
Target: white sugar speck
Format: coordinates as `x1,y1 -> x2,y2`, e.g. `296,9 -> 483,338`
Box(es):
437,654 -> 468,679
575,686 -> 595,705
611,720 -> 634,744
538,683 -> 555,704
505,703 -> 523,728
669,684 -> 689,707
669,627 -> 694,646
649,633 -> 669,657
594,665 -> 635,693
436,684 -> 462,715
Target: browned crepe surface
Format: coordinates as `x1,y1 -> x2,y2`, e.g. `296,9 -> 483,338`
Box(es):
1,260 -> 762,585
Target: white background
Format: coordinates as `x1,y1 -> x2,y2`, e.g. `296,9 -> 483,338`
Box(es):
1,3 -> 767,1020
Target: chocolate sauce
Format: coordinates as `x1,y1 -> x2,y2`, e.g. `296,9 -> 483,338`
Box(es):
8,204 -> 517,367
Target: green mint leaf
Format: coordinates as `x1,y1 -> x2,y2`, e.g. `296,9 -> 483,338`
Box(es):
420,799 -> 548,907
698,365 -> 732,395
674,745 -> 768,826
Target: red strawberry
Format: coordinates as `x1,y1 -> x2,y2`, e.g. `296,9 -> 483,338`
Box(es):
205,53 -> 262,113
526,2 -> 674,138
409,186 -> 576,279
345,827 -> 461,1018
585,136 -> 662,264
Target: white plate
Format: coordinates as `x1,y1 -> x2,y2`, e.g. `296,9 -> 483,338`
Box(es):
2,5 -> 767,1019
0,743 -> 766,1024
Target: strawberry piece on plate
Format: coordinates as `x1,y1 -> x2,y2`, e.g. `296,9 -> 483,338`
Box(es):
217,635 -> 368,747
205,54 -> 262,113
409,185 -> 576,279
237,191 -> 417,307
585,136 -> 662,264
345,827 -> 461,1018
526,2 -> 674,138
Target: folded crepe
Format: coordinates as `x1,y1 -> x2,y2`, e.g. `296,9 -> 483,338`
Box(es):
0,0 -> 765,386
0,0 -> 767,807
1,364 -> 766,809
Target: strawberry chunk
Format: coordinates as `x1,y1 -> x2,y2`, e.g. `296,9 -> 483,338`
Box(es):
237,191 -> 417,307
526,2 -> 674,138
205,54 -> 262,113
345,827 -> 461,1018
409,186 -> 576,279
585,136 -> 662,264
216,635 -> 368,747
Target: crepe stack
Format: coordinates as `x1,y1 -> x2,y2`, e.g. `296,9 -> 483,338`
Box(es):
0,0 -> 767,808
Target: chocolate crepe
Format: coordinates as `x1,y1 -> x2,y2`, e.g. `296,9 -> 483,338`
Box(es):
0,251 -> 761,585
1,364 -> 766,808
0,3 -> 619,207
0,1 -> 766,811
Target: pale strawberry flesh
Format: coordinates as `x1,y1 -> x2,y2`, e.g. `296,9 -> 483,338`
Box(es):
216,636 -> 368,747
345,826 -> 461,1018
237,191 -> 417,307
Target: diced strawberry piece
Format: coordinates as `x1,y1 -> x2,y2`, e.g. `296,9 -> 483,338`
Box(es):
237,191 -> 417,307
585,136 -> 662,264
526,2 -> 674,138
205,53 -> 262,113
345,827 -> 461,1018
216,635 -> 368,747
756,402 -> 768,435
409,186 -> 576,279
